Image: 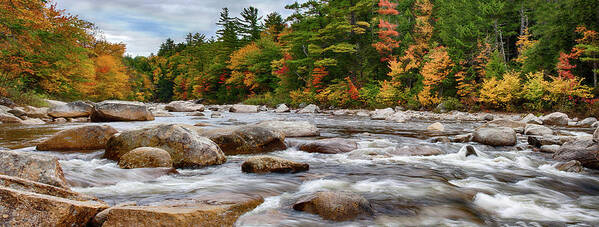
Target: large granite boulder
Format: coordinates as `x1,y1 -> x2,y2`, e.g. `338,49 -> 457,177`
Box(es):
100,193 -> 263,227
524,124 -> 553,136
0,175 -> 108,226
105,124 -> 226,168
91,100 -> 154,122
241,156 -> 309,174
118,147 -> 173,169
293,191 -> 374,221
197,125 -> 287,155
299,138 -> 358,154
0,150 -> 69,188
229,104 -> 258,113
256,120 -> 320,137
541,112 -> 569,126
165,101 -> 205,112
36,125 -> 118,151
473,127 -> 517,146
553,139 -> 599,169
274,104 -> 290,113
48,101 -> 93,118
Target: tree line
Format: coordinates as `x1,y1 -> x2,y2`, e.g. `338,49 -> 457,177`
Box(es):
2,0 -> 599,115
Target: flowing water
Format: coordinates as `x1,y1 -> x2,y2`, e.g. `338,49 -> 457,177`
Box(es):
1,111 -> 599,226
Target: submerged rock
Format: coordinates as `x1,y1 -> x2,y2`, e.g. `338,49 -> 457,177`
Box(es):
541,112 -> 569,126
118,147 -> 173,169
473,127 -> 517,146
241,156 -> 309,174
391,145 -> 444,156
36,125 -> 118,151
197,124 -> 286,155
256,120 -> 319,137
48,101 -> 93,118
230,104 -> 259,113
105,124 -> 225,168
90,100 -> 154,122
555,160 -> 584,173
299,138 -> 358,154
101,193 -> 263,227
0,175 -> 108,226
293,191 -> 374,221
0,150 -> 69,188
553,139 -> 599,169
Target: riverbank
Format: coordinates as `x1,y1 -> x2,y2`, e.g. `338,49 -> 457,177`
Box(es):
1,99 -> 599,225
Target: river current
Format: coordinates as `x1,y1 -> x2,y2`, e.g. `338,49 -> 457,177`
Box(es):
1,111 -> 598,226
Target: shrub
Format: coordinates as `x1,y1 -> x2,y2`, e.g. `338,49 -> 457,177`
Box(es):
479,71 -> 522,108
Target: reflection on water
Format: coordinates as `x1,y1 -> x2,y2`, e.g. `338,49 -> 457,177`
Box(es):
2,111 -> 599,226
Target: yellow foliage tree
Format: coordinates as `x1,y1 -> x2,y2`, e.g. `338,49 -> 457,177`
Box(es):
418,46 -> 453,106
479,71 -> 522,108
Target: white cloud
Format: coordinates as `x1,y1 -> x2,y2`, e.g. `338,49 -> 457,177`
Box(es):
54,0 -> 301,56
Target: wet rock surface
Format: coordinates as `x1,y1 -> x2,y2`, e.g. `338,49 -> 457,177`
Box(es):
0,150 -> 69,188
473,127 -> 517,146
48,101 -> 93,118
293,191 -> 374,221
241,156 -> 309,174
299,138 -> 358,154
118,147 -> 173,169
197,124 -> 287,155
36,125 -> 118,151
91,100 -> 154,122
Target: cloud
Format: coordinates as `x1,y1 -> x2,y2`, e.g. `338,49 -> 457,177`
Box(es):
54,0 -> 300,56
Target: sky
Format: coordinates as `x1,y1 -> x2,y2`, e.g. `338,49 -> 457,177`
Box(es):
55,0 -> 300,57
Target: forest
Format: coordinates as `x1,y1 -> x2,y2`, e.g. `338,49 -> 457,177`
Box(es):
2,0 -> 599,115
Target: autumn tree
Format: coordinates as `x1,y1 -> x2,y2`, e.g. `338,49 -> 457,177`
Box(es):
373,0 -> 400,62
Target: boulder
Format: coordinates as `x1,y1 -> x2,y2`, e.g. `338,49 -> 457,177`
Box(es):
473,127 -> 517,146
105,124 -> 226,168
274,104 -> 290,113
90,100 -> 154,122
427,122 -> 445,131
390,145 -> 444,156
293,191 -> 374,221
165,101 -> 205,112
256,120 -> 319,137
521,113 -> 543,125
594,127 -> 599,143
482,114 -> 495,121
0,175 -> 108,226
370,108 -> 394,120
299,138 -> 358,154
241,156 -> 309,174
152,111 -> 174,117
8,108 -> 26,118
186,112 -> 205,117
229,104 -> 258,113
197,125 -> 286,155
385,111 -> 408,122
553,139 -> 599,169
540,145 -> 560,153
451,134 -> 473,143
23,106 -> 49,119
101,193 -> 263,227
0,150 -> 69,188
91,202 -> 137,227
0,112 -> 22,124
118,147 -> 173,169
524,124 -> 553,136
48,101 -> 93,118
528,135 -> 576,148
211,112 -> 223,118
555,160 -> 584,173
541,112 -> 569,126
298,104 -> 320,114
576,117 -> 597,127
258,105 -> 268,112
36,125 -> 118,151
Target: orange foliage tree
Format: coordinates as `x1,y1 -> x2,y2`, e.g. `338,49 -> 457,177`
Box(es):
373,0 -> 400,62
418,46 -> 454,106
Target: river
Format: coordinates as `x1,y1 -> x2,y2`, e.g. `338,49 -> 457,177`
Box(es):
1,110 -> 598,226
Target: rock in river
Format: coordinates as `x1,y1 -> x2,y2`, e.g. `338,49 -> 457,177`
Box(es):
391,145 -> 444,156
165,101 -> 205,112
48,101 -> 93,118
0,150 -> 69,188
229,104 -> 258,113
541,112 -> 569,126
299,138 -> 358,154
197,124 -> 287,155
256,120 -> 320,137
293,191 -> 374,221
241,156 -> 309,174
90,100 -> 154,122
36,125 -> 118,151
100,193 -> 263,227
274,104 -> 290,113
555,160 -> 584,173
473,127 -> 517,146
0,175 -> 108,227
298,104 -> 320,114
105,124 -> 226,168
524,124 -> 553,136
370,108 -> 394,120
553,139 -> 599,169
118,147 -> 173,169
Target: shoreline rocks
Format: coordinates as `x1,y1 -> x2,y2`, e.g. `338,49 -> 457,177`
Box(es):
0,150 -> 69,189
165,101 -> 205,112
36,125 -> 118,151
553,139 -> 599,169
48,101 -> 93,118
91,100 -> 154,122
